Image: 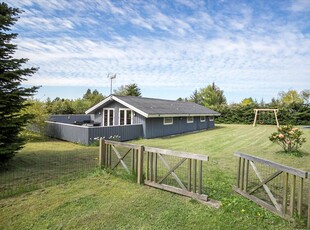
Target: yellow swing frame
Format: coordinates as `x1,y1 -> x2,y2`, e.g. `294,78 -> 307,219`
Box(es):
253,109 -> 279,127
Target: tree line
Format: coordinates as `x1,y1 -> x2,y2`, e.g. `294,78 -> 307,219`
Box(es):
181,84 -> 309,125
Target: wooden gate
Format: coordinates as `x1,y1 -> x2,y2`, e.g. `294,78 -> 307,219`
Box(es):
144,146 -> 209,202
234,152 -> 309,228
98,139 -> 212,204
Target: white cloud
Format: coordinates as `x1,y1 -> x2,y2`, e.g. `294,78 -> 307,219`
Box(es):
289,0 -> 310,12
8,0 -> 310,102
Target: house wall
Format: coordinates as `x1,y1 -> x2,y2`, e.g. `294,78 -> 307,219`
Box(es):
92,101 -> 145,127
144,116 -> 214,139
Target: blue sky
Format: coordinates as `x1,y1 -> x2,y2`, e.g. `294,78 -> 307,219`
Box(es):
9,0 -> 310,103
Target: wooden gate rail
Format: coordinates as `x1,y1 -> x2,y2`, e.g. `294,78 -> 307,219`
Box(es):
98,138 -> 211,203
144,146 -> 209,202
234,151 -> 309,228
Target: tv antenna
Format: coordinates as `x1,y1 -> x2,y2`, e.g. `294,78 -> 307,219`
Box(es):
107,73 -> 117,95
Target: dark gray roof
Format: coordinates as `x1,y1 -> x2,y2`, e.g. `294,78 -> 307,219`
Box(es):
86,95 -> 220,117
116,95 -> 220,116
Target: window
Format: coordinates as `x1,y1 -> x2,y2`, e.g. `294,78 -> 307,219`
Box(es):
103,109 -> 114,126
163,117 -> 173,125
200,116 -> 206,122
119,109 -> 132,125
187,117 -> 194,123
209,116 -> 214,121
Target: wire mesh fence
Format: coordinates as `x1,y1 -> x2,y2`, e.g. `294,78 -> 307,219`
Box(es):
0,150 -> 98,199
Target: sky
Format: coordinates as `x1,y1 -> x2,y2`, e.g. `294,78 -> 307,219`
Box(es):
9,0 -> 310,103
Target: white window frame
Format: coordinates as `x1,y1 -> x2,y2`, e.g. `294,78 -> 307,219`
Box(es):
187,116 -> 194,123
209,116 -> 214,121
119,109 -> 133,126
163,117 -> 173,125
200,116 -> 206,122
103,108 -> 115,126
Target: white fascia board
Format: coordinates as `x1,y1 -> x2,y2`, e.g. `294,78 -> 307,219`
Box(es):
112,96 -> 149,118
147,113 -> 221,118
85,95 -> 112,114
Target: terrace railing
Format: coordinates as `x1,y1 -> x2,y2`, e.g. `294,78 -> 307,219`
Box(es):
234,152 -> 310,228
99,139 -> 211,204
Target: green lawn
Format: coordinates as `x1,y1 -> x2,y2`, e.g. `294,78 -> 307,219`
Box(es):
0,124 -> 309,229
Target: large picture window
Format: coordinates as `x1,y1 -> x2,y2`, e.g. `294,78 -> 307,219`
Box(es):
119,109 -> 132,125
163,117 -> 173,125
103,109 -> 114,126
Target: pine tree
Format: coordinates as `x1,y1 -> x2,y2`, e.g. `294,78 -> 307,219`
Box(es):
0,3 -> 39,163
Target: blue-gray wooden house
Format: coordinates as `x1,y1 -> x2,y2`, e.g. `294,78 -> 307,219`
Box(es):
46,95 -> 220,145
86,95 -> 220,138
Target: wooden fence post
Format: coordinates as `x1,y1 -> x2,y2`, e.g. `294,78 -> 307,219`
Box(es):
137,145 -> 144,185
99,138 -> 106,168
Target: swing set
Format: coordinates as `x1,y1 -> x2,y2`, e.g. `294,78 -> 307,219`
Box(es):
253,109 -> 279,127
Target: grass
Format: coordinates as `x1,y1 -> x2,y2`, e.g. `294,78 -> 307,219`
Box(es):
0,124 -> 309,229
0,132 -> 98,198
131,124 -> 310,172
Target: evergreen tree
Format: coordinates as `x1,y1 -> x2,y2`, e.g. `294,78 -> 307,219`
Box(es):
114,83 -> 141,97
0,3 -> 39,163
192,83 -> 226,107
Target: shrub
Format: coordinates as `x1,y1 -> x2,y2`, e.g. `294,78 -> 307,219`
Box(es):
269,125 -> 306,153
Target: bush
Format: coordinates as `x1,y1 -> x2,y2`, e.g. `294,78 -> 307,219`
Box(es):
269,125 -> 306,153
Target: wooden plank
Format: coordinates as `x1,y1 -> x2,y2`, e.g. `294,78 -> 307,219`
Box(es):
240,158 -> 245,191
249,171 -> 283,194
188,159 -> 191,192
234,152 -> 307,178
290,175 -> 296,217
198,160 -> 202,195
144,146 -> 209,161
146,151 -> 149,180
154,153 -> 157,182
137,145 -> 144,184
157,154 -> 187,190
283,172 -> 289,215
237,157 -> 241,188
150,152 -> 154,181
249,161 -> 282,212
253,109 -> 258,127
274,109 -> 279,127
297,177 -> 303,219
243,159 -> 249,192
99,138 -> 106,168
253,108 -> 279,112
145,181 -> 208,202
104,140 -> 140,149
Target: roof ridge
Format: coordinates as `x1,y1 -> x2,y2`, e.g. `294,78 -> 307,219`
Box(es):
114,95 -> 190,103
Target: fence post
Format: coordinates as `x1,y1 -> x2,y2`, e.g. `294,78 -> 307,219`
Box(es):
99,138 -> 106,168
137,145 -> 144,185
